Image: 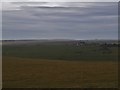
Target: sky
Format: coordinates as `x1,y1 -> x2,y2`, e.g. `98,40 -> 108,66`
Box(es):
1,0 -> 120,2
2,1 -> 118,40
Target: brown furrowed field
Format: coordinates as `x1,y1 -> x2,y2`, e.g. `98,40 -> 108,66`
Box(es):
3,56 -> 118,88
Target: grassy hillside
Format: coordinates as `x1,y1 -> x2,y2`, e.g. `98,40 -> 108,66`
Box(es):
2,41 -> 118,88
3,43 -> 118,61
3,57 -> 118,88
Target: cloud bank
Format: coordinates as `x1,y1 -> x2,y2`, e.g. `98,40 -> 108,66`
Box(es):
2,2 -> 118,40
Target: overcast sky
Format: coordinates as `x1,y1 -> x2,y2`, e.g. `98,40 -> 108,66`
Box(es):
2,0 -> 119,2
2,2 -> 118,40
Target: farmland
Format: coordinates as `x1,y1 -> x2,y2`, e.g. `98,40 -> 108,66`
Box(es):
2,40 -> 118,88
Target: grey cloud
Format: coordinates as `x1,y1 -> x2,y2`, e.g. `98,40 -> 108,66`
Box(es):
2,2 -> 118,40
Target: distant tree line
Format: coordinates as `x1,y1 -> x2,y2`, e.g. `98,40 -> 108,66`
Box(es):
100,43 -> 119,47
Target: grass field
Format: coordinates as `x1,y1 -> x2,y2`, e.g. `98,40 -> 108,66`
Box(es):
3,57 -> 118,88
3,43 -> 118,61
2,41 -> 118,88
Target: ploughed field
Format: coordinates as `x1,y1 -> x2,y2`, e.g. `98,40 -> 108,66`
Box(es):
2,41 -> 118,88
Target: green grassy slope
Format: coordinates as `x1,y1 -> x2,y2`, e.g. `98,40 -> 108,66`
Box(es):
3,44 -> 118,61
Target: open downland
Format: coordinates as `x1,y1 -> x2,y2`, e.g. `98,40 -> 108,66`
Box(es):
3,57 -> 118,88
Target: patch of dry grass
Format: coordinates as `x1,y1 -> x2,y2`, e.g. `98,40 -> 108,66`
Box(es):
3,57 -> 118,88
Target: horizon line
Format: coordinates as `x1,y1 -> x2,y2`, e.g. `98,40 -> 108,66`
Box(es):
1,38 -> 118,41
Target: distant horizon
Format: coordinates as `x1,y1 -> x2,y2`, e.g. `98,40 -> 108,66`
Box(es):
1,38 -> 118,41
